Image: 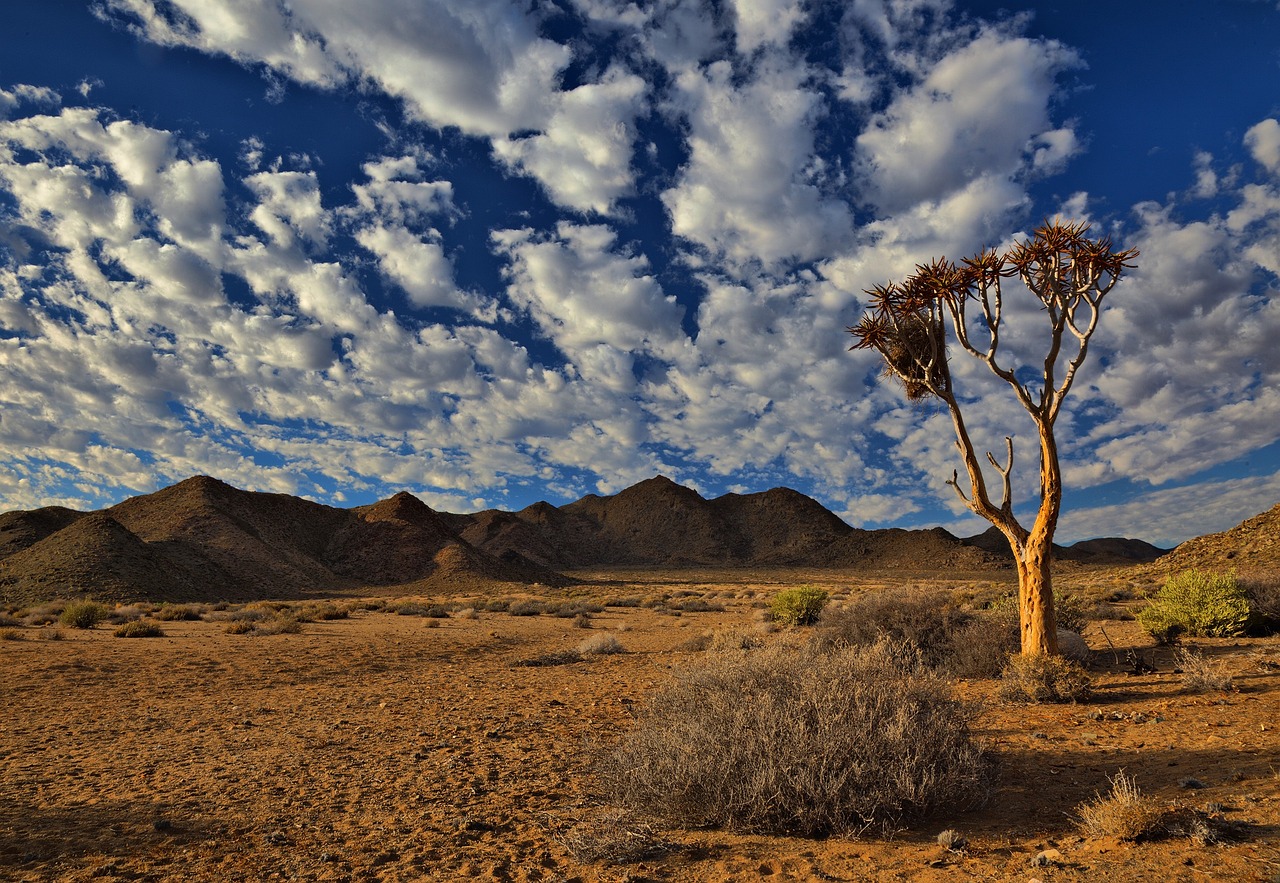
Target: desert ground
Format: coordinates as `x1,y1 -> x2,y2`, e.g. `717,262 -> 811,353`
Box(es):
2,568 -> 1278,883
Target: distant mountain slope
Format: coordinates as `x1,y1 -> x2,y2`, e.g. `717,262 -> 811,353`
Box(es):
0,477 -> 566,605
456,476 -> 997,570
0,506 -> 86,561
963,526 -> 1168,566
1146,503 -> 1280,573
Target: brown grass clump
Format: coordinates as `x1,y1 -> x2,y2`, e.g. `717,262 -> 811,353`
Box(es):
114,620 -> 166,638
151,603 -> 205,622
555,807 -> 675,865
999,654 -> 1092,703
577,633 -> 625,656
1240,570 -> 1280,632
1,628 -> 24,641
1174,648 -> 1234,693
1075,772 -> 1167,841
599,641 -> 991,837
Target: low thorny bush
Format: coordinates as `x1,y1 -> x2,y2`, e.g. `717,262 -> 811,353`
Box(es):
599,640 -> 992,837
998,654 -> 1092,703
819,588 -> 1019,678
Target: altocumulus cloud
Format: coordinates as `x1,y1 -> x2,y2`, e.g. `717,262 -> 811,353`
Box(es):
0,1 -> 1277,547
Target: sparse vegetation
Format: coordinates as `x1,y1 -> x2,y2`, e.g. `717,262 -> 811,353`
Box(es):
59,600 -> 108,630
152,603 -> 204,622
556,808 -> 674,865
0,628 -> 24,641
1138,570 -> 1252,641
999,653 -> 1092,703
1174,647 -> 1234,693
820,588 -> 1018,677
1075,772 -> 1166,841
1240,571 -> 1280,633
577,633 -> 624,655
600,641 -> 991,836
769,586 -> 828,626
508,599 -> 546,616
114,620 -> 166,638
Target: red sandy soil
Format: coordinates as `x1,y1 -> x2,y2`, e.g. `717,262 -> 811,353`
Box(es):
2,572 -> 1278,883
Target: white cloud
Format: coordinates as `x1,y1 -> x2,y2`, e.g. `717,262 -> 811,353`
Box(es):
730,0 -> 805,53
661,57 -> 854,271
99,0 -> 649,215
855,30 -> 1081,213
492,222 -> 688,369
1245,118 -> 1280,175
492,66 -> 647,214
1057,472 -> 1280,548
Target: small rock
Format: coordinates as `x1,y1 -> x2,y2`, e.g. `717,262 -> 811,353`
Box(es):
1030,848 -> 1063,867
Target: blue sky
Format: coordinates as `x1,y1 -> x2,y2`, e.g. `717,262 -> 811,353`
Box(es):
1,0 -> 1278,548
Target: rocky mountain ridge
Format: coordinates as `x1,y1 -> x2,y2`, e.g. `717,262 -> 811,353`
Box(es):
0,474 -> 1193,605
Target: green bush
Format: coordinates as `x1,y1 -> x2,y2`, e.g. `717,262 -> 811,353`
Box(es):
59,601 -> 107,630
769,586 -> 829,626
600,641 -> 991,836
1137,570 -> 1251,641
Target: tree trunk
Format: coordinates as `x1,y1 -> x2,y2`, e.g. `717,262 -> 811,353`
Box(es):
1016,422 -> 1062,656
1014,532 -> 1058,656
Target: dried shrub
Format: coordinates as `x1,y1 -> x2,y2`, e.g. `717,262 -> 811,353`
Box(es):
820,588 -> 1009,674
512,650 -> 583,667
114,620 -> 165,638
40,628 -> 65,641
294,602 -> 349,622
1053,591 -> 1089,633
555,808 -> 674,865
0,628 -> 24,641
59,601 -> 107,630
1174,648 -> 1234,693
999,654 -> 1092,703
599,641 -> 991,836
508,600 -> 546,617
946,611 -> 1020,678
1239,571 -> 1280,633
106,604 -> 150,624
152,604 -> 204,622
224,620 -> 256,635
454,607 -> 479,620
1137,570 -> 1251,641
769,586 -> 828,626
256,614 -> 303,635
578,633 -> 624,656
1075,772 -> 1166,841
0,612 -> 20,628
572,613 -> 593,629
603,596 -> 643,608
670,597 -> 724,613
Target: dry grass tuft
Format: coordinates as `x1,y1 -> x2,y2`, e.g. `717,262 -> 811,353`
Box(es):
1075,771 -> 1166,841
114,620 -> 166,638
1174,647 -> 1234,693
555,807 -> 675,865
999,654 -> 1092,703
577,633 -> 625,656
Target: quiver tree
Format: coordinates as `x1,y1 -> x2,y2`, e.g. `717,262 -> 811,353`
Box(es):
848,220 -> 1138,656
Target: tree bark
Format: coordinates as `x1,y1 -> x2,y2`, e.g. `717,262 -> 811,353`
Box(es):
1014,531 -> 1058,656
